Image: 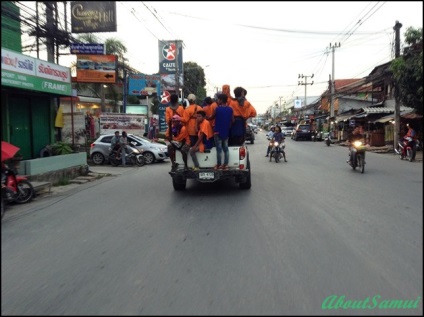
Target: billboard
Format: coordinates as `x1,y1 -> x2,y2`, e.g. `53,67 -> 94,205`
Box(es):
128,74 -> 161,96
158,40 -> 183,74
99,113 -> 146,136
75,54 -> 117,83
71,1 -> 117,33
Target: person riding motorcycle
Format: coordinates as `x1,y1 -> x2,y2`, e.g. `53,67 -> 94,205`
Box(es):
346,125 -> 365,164
400,123 -> 417,160
265,126 -> 276,157
269,126 -> 287,162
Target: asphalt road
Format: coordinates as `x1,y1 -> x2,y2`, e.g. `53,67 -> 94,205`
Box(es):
2,132 -> 422,315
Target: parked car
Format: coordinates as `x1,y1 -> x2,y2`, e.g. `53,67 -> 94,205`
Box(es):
292,124 -> 313,141
90,134 -> 169,165
245,124 -> 255,144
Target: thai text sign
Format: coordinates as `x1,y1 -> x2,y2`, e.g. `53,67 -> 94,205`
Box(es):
1,48 -> 71,95
70,43 -> 105,55
71,1 -> 117,33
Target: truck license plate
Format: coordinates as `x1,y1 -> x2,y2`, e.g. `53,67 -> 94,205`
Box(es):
199,172 -> 214,180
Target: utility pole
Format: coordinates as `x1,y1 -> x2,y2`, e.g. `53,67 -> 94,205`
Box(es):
329,42 -> 340,118
393,21 -> 402,151
298,73 -> 314,120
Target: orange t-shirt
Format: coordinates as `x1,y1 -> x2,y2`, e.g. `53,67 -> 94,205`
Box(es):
204,102 -> 218,127
165,105 -> 185,138
183,104 -> 203,136
173,125 -> 190,145
197,119 -> 214,153
228,98 -> 257,120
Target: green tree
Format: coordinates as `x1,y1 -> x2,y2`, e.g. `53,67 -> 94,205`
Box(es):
183,62 -> 206,101
391,27 -> 423,115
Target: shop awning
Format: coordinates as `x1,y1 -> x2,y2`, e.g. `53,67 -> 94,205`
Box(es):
335,113 -> 354,122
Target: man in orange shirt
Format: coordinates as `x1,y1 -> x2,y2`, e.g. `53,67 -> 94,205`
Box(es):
183,93 -> 203,146
203,96 -> 218,130
189,110 -> 214,171
169,115 -> 190,171
166,94 -> 185,168
228,86 -> 257,145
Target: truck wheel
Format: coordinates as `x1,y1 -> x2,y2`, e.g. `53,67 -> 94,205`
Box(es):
172,177 -> 186,191
239,160 -> 251,190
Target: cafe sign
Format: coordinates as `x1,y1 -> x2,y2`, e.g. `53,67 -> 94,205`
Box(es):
71,1 -> 117,33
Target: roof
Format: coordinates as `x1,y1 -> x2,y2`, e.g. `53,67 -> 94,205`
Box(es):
361,106 -> 414,113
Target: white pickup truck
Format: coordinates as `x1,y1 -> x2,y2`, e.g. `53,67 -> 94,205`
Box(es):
168,145 -> 252,191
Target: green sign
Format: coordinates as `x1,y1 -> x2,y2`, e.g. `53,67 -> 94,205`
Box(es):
1,69 -> 72,95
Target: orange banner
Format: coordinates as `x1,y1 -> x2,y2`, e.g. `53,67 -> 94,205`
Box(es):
75,55 -> 117,83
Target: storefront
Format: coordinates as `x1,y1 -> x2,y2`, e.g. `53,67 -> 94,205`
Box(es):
1,48 -> 72,159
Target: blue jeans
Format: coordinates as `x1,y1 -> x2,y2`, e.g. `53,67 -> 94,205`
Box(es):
214,134 -> 229,166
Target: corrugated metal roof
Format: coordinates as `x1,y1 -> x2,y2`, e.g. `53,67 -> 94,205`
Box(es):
362,106 -> 414,113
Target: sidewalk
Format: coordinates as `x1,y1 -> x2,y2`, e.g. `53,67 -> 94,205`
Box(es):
33,165 -> 127,197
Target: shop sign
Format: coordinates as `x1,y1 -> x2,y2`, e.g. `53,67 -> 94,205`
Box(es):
71,1 -> 117,33
1,48 -> 72,95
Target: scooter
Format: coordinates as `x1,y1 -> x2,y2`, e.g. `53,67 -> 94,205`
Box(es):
1,162 -> 35,206
395,137 -> 416,162
109,143 -> 145,167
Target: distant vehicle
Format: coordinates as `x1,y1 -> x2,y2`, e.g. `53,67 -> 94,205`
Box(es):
245,124 -> 255,144
281,126 -> 294,136
292,124 -> 313,141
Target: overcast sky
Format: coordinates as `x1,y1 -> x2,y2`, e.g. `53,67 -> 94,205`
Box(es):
20,1 -> 423,114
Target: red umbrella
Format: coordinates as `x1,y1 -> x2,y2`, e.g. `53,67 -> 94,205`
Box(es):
1,141 -> 20,162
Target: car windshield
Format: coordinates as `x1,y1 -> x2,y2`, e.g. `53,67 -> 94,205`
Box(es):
130,134 -> 153,143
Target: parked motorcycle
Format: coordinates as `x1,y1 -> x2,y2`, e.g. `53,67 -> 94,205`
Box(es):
1,162 -> 35,207
109,143 -> 145,167
269,141 -> 286,163
395,137 -> 416,162
348,140 -> 366,173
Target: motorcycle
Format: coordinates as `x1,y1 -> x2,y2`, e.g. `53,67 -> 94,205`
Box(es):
1,162 -> 35,209
109,142 -> 145,167
324,132 -> 333,146
348,140 -> 366,173
269,141 -> 286,163
395,137 -> 416,162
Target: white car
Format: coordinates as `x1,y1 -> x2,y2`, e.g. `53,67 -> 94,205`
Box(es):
90,133 -> 169,165
281,127 -> 294,136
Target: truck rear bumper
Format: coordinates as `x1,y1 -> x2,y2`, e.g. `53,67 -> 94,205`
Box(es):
169,168 -> 250,183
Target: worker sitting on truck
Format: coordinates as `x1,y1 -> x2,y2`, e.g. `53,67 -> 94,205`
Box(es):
169,115 -> 190,171
189,110 -> 214,171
